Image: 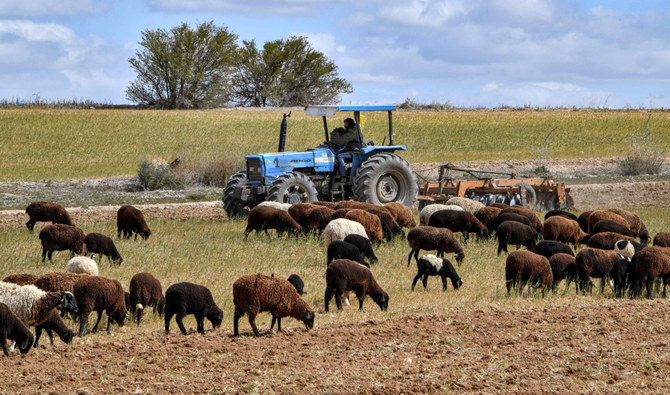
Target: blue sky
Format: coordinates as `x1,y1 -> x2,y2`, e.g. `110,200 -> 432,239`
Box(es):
1,0 -> 669,108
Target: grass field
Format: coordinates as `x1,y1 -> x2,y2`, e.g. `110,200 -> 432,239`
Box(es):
1,207 -> 668,338
1,108 -> 669,181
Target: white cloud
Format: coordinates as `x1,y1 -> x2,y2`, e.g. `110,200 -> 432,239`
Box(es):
380,0 -> 473,29
145,0 -> 341,14
0,0 -> 106,17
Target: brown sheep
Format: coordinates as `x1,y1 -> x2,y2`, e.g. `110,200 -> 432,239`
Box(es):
587,232 -> 635,250
632,246 -> 670,299
606,208 -> 651,244
38,224 -> 85,262
129,272 -> 165,326
488,203 -> 510,209
344,209 -> 383,244
83,233 -> 123,264
587,210 -> 630,234
591,220 -> 634,237
2,274 -> 38,286
575,248 -> 621,294
653,232 -> 670,247
407,226 -> 465,266
548,253 -> 578,291
33,308 -> 74,348
117,205 -> 151,240
244,205 -> 302,238
428,209 -> 488,242
288,203 -> 319,231
25,201 -> 74,231
325,259 -> 389,311
307,206 -> 336,233
384,202 -> 417,228
337,201 -> 404,240
500,207 -> 542,234
542,216 -> 589,248
312,201 -> 338,210
505,250 -> 553,295
34,272 -> 88,293
496,221 -> 538,255
0,303 -> 34,357
577,210 -> 594,233
475,206 -> 503,233
73,276 -> 127,336
233,273 -> 314,337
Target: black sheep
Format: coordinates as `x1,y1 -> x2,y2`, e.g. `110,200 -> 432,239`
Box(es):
575,248 -> 622,294
591,220 -> 633,237
533,240 -> 575,260
0,303 -> 34,357
496,221 -> 538,255
325,259 -> 389,312
129,272 -> 165,326
38,224 -> 85,262
25,201 -> 74,231
164,282 -> 223,335
73,276 -> 127,336
117,205 -> 151,240
343,234 -> 378,264
611,257 -> 633,298
495,212 -> 532,229
548,253 -> 578,291
327,240 -> 369,267
287,274 -> 305,296
83,233 -> 123,264
34,308 -> 74,347
544,210 -> 578,222
428,210 -> 488,242
411,255 -> 463,291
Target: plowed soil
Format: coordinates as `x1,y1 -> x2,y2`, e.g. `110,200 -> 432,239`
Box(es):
2,301 -> 669,393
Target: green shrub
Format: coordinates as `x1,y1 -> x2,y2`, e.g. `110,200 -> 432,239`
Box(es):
619,115 -> 667,175
137,159 -> 183,190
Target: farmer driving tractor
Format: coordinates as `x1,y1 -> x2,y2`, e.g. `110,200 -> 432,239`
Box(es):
330,117 -> 363,176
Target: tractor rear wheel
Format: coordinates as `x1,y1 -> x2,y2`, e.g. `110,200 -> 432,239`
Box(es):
515,182 -> 537,209
353,153 -> 418,207
223,171 -> 250,218
268,172 -> 318,204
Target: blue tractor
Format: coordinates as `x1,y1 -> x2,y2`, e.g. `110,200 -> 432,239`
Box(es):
223,105 -> 418,217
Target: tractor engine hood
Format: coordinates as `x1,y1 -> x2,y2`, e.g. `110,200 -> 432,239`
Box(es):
245,149 -> 336,185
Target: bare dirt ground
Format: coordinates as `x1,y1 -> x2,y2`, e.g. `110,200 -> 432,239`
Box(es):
1,300 -> 668,393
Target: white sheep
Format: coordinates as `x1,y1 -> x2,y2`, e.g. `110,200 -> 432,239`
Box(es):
445,197 -> 485,214
257,201 -> 292,212
0,282 -> 78,326
66,256 -> 99,276
419,204 -> 464,226
324,218 -> 368,246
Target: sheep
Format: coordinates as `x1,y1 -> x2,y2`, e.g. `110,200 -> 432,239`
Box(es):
129,272 -> 165,326
288,203 -> 319,231
0,303 -> 33,357
500,207 -> 543,234
343,209 -> 383,244
337,202 -> 404,240
2,274 -> 38,286
33,308 -> 74,348
164,282 -> 223,335
544,209 -> 578,222
0,282 -> 78,326
327,240 -> 369,267
542,216 -> 589,248
505,250 -> 553,295
631,246 -> 670,299
233,273 -> 314,336
428,209 -> 488,242
384,202 -> 417,228
577,210 -> 593,233
257,201 -> 292,212
324,259 -> 389,312
244,205 -> 302,238
587,210 -> 630,234
613,239 -> 644,260
548,253 -> 578,291
83,233 -> 123,264
495,212 -> 532,229
38,224 -> 85,262
407,226 -> 465,266
653,232 -> 670,247
474,206 -> 503,233
73,276 -> 127,336
591,220 -> 633,237
307,206 -> 336,233
34,272 -> 88,293
496,221 -> 538,255
287,274 -> 305,296
411,254 -> 463,291
611,256 -> 634,298
533,240 -> 575,260
124,291 -> 131,311
312,201 -> 338,210
65,256 -> 99,276
488,203 -> 510,209
445,197 -> 485,214
587,232 -> 635,250
419,204 -> 463,226
323,218 -> 368,246
344,234 -> 378,264
25,201 -> 74,231
117,205 -> 151,240
575,248 -> 622,294
606,208 -> 651,244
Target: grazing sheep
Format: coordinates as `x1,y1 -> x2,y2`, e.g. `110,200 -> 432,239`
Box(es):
488,203 -> 510,209
611,257 -> 634,298
606,208 -> 651,244
312,201 -> 338,210
258,201 -> 292,212
124,291 -> 131,311
83,233 -> 123,264
286,274 -> 305,296
654,232 -> 670,247
542,216 -> 589,247
500,207 -> 543,234
336,201 -> 392,214
73,276 -> 127,336
428,210 -> 488,242
0,303 -> 33,357
384,202 -> 417,228
613,239 -> 644,260
577,210 -> 594,233
411,254 -> 463,291
0,282 -> 78,326
495,212 -> 532,229
38,224 -> 85,262
544,210 -> 578,222
129,272 -> 165,326
631,246 -> 670,299
327,240 -> 369,267
407,226 -> 465,266
323,218 -> 368,246
307,206 -> 336,233
343,209 -> 383,244
591,220 -> 634,237
337,202 -> 403,240
65,256 -> 99,276
25,201 -> 74,231
475,206 -> 503,233
34,272 -> 88,293
587,210 -> 630,234
505,250 -> 553,295
117,205 -> 151,240
419,204 -> 463,226
587,232 -> 636,250
548,253 -> 578,291
33,308 -> 74,348
533,240 -> 574,260
575,248 -> 622,294
288,203 -> 319,231
344,234 -> 378,264
2,274 -> 38,286
445,196 -> 485,214
164,282 -> 223,335
244,205 -> 302,238
233,273 -> 314,337
324,259 -> 389,311
496,221 -> 538,255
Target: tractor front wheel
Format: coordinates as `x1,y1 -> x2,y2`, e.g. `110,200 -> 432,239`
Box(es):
353,153 -> 418,207
223,171 -> 250,218
268,172 -> 318,204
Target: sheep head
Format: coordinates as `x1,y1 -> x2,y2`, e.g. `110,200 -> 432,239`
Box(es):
374,292 -> 389,311
207,308 -> 223,329
18,333 -> 34,354
60,292 -> 79,314
301,310 -> 314,330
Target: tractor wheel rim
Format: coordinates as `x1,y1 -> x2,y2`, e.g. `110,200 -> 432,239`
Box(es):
377,174 -> 401,203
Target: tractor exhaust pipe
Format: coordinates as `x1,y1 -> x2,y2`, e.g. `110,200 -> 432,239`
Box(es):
278,111 -> 291,152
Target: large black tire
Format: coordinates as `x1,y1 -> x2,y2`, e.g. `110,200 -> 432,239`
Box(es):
267,172 -> 318,204
223,171 -> 250,218
353,153 -> 418,207
514,182 -> 537,209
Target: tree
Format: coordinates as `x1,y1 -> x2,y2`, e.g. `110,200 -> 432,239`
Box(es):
126,21 -> 238,109
231,36 -> 352,107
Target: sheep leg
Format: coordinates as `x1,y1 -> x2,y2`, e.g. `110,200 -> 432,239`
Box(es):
324,288 -> 333,312
78,315 -> 89,337
233,307 -> 244,336
356,290 -> 365,311
42,247 -> 47,262
462,231 -> 469,243
117,228 -> 122,239
136,307 -> 144,326
663,278 -> 669,298
411,272 -> 423,291
441,275 -> 448,291
270,316 -> 276,331
407,250 -> 414,266
106,314 -> 112,333
196,314 -> 205,334
164,312 -> 174,334
422,274 -> 429,289
646,277 -> 654,300
334,290 -> 344,311
91,311 -> 103,332
175,314 -> 188,335
276,317 -> 282,332
47,250 -> 53,262
248,314 -> 260,337
0,336 -> 8,357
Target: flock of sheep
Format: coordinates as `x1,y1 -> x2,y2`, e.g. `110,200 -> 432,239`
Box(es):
1,196 -> 669,358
